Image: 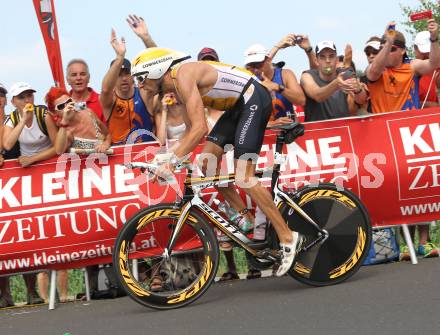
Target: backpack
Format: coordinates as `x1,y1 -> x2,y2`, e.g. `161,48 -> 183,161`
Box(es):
9,105 -> 48,136
363,228 -> 400,265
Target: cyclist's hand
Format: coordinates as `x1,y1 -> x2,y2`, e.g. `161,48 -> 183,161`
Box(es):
151,161 -> 176,183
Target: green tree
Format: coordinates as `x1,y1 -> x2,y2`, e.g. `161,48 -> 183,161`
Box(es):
400,0 -> 440,36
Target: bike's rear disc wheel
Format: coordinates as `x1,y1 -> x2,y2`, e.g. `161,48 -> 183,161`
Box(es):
113,204 -> 219,309
281,184 -> 371,286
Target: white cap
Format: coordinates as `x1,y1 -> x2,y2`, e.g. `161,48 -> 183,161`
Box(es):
414,31 -> 430,54
315,40 -> 337,54
244,44 -> 268,65
9,82 -> 36,97
364,40 -> 381,51
0,83 -> 7,94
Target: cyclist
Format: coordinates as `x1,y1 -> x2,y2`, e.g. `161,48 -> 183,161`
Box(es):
131,48 -> 300,276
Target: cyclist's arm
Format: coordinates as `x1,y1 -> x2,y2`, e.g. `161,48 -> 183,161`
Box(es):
171,68 -> 208,160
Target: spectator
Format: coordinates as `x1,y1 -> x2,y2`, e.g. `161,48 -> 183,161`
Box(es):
364,36 -> 381,66
66,59 -> 105,122
45,87 -> 111,155
1,82 -> 50,306
414,31 -> 440,108
399,31 -> 440,261
2,82 -> 57,167
357,36 -> 382,114
366,20 -> 440,113
300,41 -> 367,122
100,30 -> 155,145
244,43 -> 305,126
335,46 -> 367,116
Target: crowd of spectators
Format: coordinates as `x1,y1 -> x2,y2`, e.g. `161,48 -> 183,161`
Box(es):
1,15 -> 440,307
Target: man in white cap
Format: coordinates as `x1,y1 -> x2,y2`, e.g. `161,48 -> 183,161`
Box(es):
397,30 -> 440,262
414,30 -> 440,108
243,43 -> 305,126
364,36 -> 381,65
300,40 -> 367,121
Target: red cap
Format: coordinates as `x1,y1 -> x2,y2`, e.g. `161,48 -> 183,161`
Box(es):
197,47 -> 219,61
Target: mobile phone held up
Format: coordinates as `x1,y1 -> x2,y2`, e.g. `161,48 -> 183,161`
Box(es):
410,10 -> 432,22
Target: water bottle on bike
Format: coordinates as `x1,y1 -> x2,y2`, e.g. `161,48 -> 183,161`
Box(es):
214,199 -> 253,233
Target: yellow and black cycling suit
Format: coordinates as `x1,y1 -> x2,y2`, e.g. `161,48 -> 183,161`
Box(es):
172,61 -> 273,160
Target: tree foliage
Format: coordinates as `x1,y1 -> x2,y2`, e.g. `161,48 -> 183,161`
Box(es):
400,0 -> 440,36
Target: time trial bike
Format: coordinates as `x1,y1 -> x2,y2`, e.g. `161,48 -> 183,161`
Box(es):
113,122 -> 371,310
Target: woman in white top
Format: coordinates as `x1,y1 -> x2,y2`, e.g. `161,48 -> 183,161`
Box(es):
155,92 -> 223,145
2,82 -> 58,167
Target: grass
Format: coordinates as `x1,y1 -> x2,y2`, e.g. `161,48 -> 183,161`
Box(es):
6,224 -> 440,304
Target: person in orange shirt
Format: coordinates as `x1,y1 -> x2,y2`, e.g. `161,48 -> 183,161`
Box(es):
366,19 -> 440,113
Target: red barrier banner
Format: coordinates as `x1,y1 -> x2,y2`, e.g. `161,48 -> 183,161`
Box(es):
1,108 -> 440,275
33,0 -> 65,89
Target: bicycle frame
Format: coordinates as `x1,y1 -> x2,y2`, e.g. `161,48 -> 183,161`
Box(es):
165,127 -> 328,260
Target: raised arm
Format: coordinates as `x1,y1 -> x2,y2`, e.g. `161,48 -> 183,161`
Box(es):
127,15 -> 157,48
366,22 -> 395,82
100,29 -> 126,121
269,34 -> 317,70
412,19 -> 440,75
2,105 -> 33,150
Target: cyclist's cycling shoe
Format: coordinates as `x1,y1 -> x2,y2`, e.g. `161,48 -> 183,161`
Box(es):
274,231 -> 302,277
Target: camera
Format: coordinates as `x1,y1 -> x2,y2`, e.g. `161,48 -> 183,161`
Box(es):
295,36 -> 303,44
74,102 -> 87,111
342,69 -> 355,80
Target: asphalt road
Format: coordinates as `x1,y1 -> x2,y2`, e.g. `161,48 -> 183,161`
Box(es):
1,259 -> 439,335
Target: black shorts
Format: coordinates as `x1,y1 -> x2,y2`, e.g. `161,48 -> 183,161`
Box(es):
206,79 -> 272,160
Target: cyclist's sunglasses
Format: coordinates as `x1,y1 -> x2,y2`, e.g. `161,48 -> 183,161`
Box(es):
55,98 -> 72,111
135,73 -> 149,84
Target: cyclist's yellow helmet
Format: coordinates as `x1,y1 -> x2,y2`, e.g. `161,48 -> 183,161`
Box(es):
131,47 -> 191,80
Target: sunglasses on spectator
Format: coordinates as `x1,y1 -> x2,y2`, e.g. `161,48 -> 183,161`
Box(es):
247,61 -> 265,69
379,45 -> 399,52
55,98 -> 73,111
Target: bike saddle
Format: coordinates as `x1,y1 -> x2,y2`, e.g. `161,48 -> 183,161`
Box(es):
267,122 -> 305,145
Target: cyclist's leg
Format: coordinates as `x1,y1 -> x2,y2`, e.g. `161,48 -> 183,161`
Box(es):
201,113 -> 253,218
233,80 -> 299,276
234,160 -> 291,243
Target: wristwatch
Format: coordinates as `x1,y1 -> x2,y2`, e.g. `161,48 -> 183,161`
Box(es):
278,83 -> 285,93
305,46 -> 313,53
430,36 -> 439,43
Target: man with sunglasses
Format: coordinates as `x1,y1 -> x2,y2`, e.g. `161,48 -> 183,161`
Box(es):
243,43 -> 305,126
366,20 -> 440,113
100,30 -> 154,145
300,41 -> 367,122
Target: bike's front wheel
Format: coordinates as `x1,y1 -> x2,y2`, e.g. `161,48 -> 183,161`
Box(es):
280,183 -> 371,286
113,203 -> 219,309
